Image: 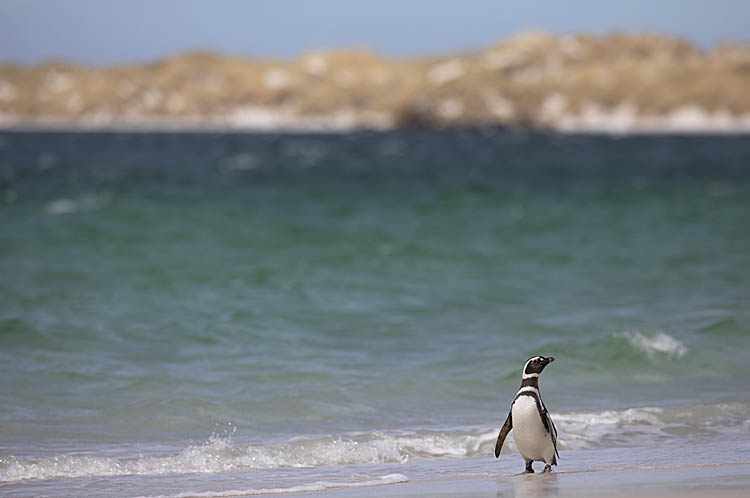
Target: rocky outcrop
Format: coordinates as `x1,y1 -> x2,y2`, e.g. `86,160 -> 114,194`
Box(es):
2,32 -> 750,132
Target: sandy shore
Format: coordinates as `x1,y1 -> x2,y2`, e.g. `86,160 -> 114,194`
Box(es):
2,437 -> 748,497
269,440 -> 750,498
285,462 -> 750,498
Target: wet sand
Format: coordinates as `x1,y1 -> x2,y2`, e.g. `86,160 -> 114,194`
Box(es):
288,462 -> 750,498
282,441 -> 750,498
2,439 -> 748,497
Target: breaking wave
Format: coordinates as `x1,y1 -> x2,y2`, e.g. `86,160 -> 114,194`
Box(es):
541,330 -> 691,369
616,330 -> 688,359
0,432 -> 487,482
2,402 -> 748,482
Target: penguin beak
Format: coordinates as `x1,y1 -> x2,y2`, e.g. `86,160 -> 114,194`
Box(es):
546,356 -> 555,364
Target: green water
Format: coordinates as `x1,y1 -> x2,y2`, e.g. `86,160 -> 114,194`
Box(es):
0,131 -> 748,494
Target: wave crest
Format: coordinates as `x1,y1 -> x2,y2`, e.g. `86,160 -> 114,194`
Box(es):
616,330 -> 688,359
3,402 -> 747,482
0,431 -> 496,482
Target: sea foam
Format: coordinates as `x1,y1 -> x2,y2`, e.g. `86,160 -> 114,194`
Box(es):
617,331 -> 688,359
132,474 -> 409,498
4,401 -> 748,482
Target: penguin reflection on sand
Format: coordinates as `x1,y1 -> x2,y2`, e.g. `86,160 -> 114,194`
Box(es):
495,356 -> 559,473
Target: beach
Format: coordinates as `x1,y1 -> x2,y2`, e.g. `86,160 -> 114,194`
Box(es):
296,462 -> 750,498
1,130 -> 749,497
6,441 -> 747,497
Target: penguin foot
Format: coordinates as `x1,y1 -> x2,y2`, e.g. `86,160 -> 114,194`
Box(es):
542,464 -> 553,473
525,461 -> 534,473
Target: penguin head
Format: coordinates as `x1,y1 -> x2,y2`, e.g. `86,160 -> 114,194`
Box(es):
523,355 -> 555,377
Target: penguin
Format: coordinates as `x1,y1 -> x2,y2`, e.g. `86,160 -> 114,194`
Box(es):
494,355 -> 559,473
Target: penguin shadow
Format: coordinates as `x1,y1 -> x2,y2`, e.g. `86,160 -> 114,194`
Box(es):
498,472 -> 559,498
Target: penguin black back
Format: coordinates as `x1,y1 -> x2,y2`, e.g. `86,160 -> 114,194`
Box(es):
494,355 -> 559,473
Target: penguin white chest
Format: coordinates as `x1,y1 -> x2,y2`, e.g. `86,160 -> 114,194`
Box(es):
511,396 -> 554,463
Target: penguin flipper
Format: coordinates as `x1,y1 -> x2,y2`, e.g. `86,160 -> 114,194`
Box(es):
543,406 -> 559,461
494,412 -> 513,458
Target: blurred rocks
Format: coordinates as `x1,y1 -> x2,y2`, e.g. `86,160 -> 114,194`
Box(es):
2,32 -> 750,132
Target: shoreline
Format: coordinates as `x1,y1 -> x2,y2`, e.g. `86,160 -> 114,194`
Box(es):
6,441 -> 749,498
3,119 -> 750,135
282,461 -> 750,498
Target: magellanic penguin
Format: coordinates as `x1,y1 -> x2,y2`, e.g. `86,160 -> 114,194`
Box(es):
494,355 -> 559,473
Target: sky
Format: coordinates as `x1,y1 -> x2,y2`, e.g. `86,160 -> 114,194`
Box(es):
1,0 -> 749,66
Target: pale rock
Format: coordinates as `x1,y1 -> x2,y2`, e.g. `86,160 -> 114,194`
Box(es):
667,105 -> 712,131
607,103 -> 639,132
66,94 -> 83,112
560,36 -> 585,59
334,69 -> 355,87
0,81 -> 17,102
166,94 -> 186,113
304,54 -> 328,76
142,88 -> 162,109
539,93 -> 567,122
228,106 -> 288,129
482,50 -> 523,70
45,71 -> 73,93
437,99 -> 464,120
263,68 -> 291,89
483,91 -> 515,120
427,59 -> 464,86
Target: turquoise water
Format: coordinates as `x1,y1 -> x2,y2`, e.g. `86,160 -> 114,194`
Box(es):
1,131 -> 749,496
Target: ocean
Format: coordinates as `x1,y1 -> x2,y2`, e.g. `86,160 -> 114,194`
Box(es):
0,130 -> 749,497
